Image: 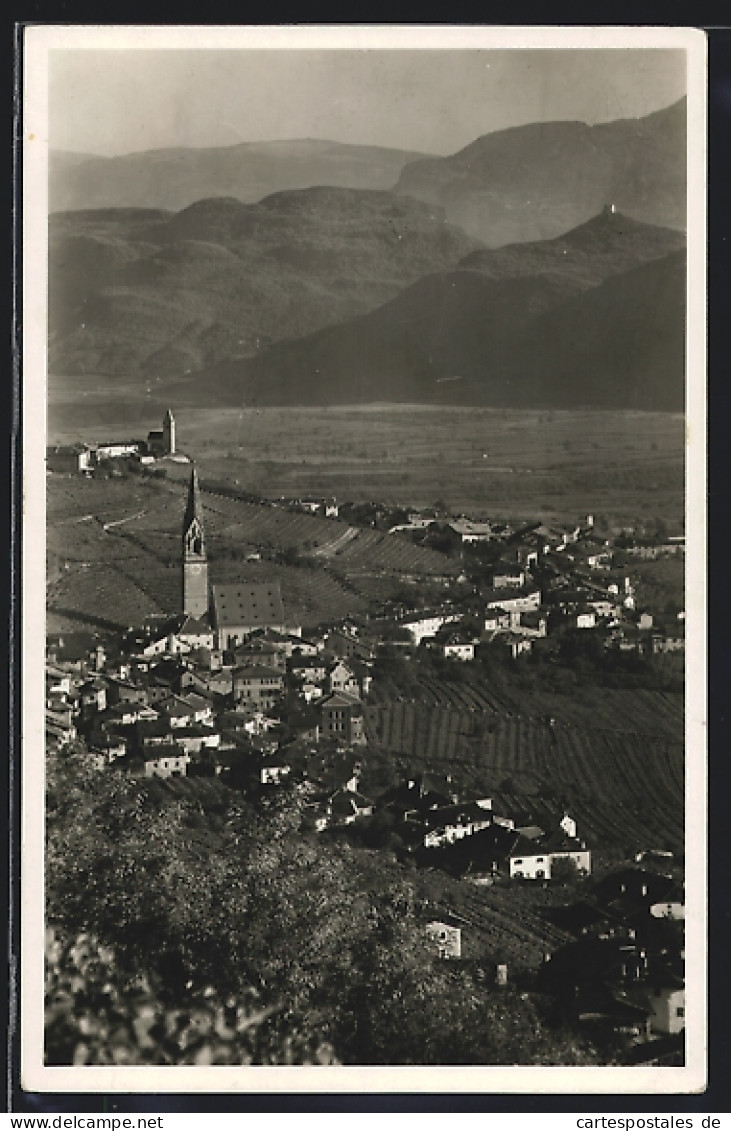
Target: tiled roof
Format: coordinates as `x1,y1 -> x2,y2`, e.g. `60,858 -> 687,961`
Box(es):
212,582 -> 284,628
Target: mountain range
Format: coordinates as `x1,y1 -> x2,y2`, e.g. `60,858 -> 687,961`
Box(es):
394,99 -> 686,245
51,100 -> 686,246
49,100 -> 687,412
206,210 -> 686,412
49,138 -> 431,214
49,189 -> 482,378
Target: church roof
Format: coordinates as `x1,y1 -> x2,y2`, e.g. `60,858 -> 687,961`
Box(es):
212,582 -> 285,629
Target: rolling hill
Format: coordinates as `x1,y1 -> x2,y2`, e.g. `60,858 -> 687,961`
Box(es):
49,188 -> 483,378
205,210 -> 686,411
395,99 -> 686,246
49,138 -> 432,214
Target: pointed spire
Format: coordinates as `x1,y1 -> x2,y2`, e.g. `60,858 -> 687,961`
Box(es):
183,465 -> 202,534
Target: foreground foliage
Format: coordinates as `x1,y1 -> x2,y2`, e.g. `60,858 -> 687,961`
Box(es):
46,749 -> 601,1066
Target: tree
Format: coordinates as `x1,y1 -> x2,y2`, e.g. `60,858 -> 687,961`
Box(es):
550,857 -> 583,886
46,752 -> 604,1067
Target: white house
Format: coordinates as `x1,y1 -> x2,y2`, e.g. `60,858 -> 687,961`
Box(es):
648,987 -> 685,1036
426,920 -> 462,959
399,611 -> 461,646
441,640 -> 476,662
144,750 -> 190,779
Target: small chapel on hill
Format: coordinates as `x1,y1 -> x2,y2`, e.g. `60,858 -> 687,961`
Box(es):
180,466 -> 291,649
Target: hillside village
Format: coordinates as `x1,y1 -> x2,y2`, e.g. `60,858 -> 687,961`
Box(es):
45,419 -> 686,1060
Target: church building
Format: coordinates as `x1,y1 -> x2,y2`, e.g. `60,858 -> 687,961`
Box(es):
180,466 -> 291,649
147,409 -> 176,458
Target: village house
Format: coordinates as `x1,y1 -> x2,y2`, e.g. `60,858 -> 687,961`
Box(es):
105,677 -> 148,708
174,723 -> 221,756
491,563 -> 527,589
46,665 -> 73,699
45,706 -> 77,749
647,980 -> 685,1036
144,744 -> 190,779
517,609 -> 548,637
447,518 -> 495,544
498,633 -> 533,660
316,787 -> 375,830
93,440 -> 140,461
97,701 -> 150,729
46,444 -> 94,474
421,799 -> 494,848
47,632 -> 106,671
233,640 -> 287,672
379,773 -> 459,822
136,716 -> 175,750
649,626 -> 685,654
157,692 -> 213,728
323,627 -> 376,662
436,631 -> 477,662
173,614 -> 216,651
289,655 -> 329,685
79,677 -> 108,716
299,680 -> 325,704
89,734 -> 127,769
247,627 -> 318,660
426,918 -> 463,959
483,586 -> 541,615
398,609 -> 461,646
259,750 -> 292,785
197,669 -> 235,699
509,830 -> 591,880
318,691 -> 366,746
232,664 -> 285,709
327,659 -> 362,697
483,607 -> 512,633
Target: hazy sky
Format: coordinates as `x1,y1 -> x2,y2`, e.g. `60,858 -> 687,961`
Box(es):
49,46 -> 687,158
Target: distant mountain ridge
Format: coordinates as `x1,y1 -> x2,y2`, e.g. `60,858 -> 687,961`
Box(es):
49,188 -> 483,378
207,210 -> 685,412
49,138 -> 433,214
395,99 -> 686,245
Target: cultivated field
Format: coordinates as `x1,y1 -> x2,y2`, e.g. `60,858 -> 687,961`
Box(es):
47,388 -> 685,528
365,695 -> 684,859
45,473 -> 454,632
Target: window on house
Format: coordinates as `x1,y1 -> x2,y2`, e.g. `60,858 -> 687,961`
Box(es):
676,1006 -> 685,1018
514,859 -> 523,865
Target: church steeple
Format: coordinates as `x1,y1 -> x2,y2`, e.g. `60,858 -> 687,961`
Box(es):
182,466 -> 208,618
163,409 -> 176,455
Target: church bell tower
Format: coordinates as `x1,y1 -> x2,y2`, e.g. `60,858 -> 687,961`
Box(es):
163,409 -> 176,455
182,466 -> 209,618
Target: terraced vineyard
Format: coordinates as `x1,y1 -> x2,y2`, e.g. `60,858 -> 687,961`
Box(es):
47,474 -> 451,631
398,673 -> 684,742
47,561 -> 167,630
365,688 -> 684,857
331,529 -> 461,577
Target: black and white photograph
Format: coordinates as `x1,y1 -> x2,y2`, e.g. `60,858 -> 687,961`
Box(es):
20,24 -> 707,1095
